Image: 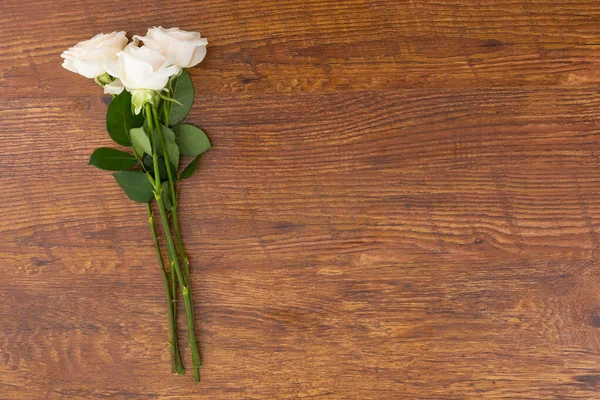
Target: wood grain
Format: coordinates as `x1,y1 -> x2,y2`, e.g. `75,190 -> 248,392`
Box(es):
1,0 -> 600,398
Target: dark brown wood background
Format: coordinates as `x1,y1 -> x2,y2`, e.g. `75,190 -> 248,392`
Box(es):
2,0 -> 600,398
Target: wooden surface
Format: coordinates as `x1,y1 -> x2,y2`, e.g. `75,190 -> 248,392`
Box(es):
2,0 -> 600,398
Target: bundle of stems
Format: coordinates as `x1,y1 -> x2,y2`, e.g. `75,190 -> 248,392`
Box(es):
141,102 -> 202,381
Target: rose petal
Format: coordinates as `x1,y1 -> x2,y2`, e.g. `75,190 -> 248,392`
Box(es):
73,59 -> 105,79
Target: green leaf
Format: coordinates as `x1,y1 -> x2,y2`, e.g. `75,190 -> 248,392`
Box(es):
157,124 -> 176,155
169,69 -> 194,125
146,123 -> 179,169
161,181 -> 172,211
113,171 -> 154,203
145,122 -> 176,155
130,127 -> 151,157
142,154 -> 169,182
173,124 -> 211,156
89,148 -> 137,171
106,91 -> 144,146
166,140 -> 180,169
180,155 -> 201,179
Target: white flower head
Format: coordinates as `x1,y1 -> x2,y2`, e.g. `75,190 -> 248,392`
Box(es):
61,31 -> 128,79
134,26 -> 207,68
105,43 -> 180,113
105,43 -> 181,91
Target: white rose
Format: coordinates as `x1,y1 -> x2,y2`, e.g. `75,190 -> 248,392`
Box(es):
61,32 -> 128,79
103,78 -> 124,95
134,27 -> 207,68
105,43 -> 181,113
105,43 -> 181,91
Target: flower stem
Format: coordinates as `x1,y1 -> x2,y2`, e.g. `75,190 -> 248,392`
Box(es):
151,106 -> 193,281
153,104 -> 200,379
151,107 -> 178,212
147,103 -> 202,382
145,203 -> 184,375
156,193 -> 202,382
171,211 -> 191,280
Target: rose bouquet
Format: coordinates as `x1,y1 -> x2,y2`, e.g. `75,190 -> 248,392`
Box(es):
62,27 -> 211,382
